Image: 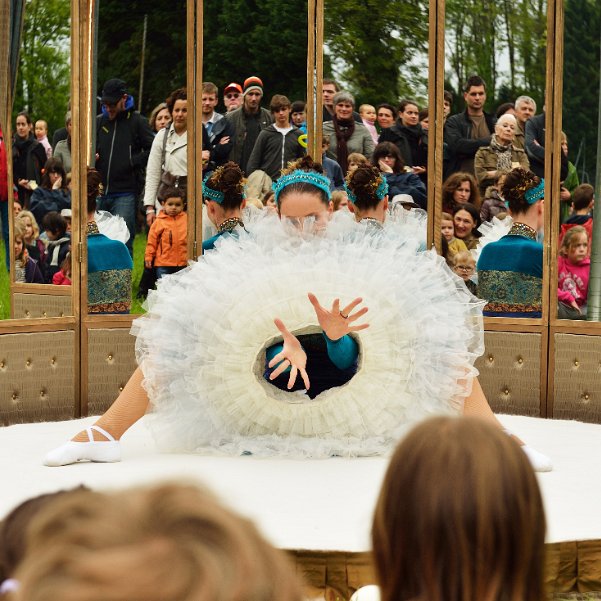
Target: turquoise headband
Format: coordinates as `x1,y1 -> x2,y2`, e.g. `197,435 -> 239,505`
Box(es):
202,174 -> 225,204
344,177 -> 389,204
524,178 -> 545,204
272,169 -> 332,204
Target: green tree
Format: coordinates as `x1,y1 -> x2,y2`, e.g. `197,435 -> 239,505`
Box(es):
97,0 -> 187,116
13,0 -> 71,137
562,0 -> 600,185
203,0 -> 308,103
324,0 -> 429,105
445,0 -> 547,112
447,0 -> 504,99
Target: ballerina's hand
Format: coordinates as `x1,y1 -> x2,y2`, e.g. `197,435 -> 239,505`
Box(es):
307,293 -> 369,341
268,318 -> 311,390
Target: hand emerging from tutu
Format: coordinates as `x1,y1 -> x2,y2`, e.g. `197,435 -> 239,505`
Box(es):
268,318 -> 311,390
308,293 -> 369,341
270,295 -> 369,390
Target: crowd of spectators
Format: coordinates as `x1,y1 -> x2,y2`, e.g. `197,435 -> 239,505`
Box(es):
0,73 -> 593,319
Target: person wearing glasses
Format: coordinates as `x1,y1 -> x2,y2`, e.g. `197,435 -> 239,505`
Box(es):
451,250 -> 477,295
246,95 -> 305,184
95,78 -> 154,255
223,82 -> 243,113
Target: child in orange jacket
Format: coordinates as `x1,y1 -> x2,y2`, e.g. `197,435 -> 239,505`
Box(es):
144,186 -> 188,279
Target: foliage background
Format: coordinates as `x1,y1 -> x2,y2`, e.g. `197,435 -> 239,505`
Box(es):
13,0 -> 71,136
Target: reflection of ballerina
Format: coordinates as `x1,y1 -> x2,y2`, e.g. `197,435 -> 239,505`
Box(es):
477,168 -> 544,317
45,158 -> 551,470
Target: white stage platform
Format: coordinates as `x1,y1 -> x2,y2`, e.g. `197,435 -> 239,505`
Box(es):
2,414 -> 601,552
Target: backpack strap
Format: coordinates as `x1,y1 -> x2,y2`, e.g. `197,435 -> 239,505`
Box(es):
160,125 -> 170,171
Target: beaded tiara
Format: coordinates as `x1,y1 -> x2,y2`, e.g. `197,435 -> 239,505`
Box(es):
524,178 -> 545,204
344,176 -> 389,204
202,174 -> 225,204
272,170 -> 332,204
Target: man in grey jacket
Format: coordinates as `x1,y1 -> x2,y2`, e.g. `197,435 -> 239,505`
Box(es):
225,76 -> 273,174
246,95 -> 305,181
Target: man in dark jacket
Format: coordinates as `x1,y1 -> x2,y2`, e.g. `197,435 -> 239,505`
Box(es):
443,75 -> 496,177
95,78 -> 154,254
246,95 -> 305,181
225,76 -> 273,174
525,111 -> 568,181
202,82 -> 234,171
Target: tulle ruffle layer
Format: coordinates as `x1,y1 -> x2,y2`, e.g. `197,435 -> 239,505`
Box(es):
132,212 -> 484,457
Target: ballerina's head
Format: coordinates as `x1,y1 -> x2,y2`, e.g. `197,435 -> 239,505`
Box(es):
502,167 -> 544,230
344,165 -> 389,223
272,156 -> 333,227
202,162 -> 247,227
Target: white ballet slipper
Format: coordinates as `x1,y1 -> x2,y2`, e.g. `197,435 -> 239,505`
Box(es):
44,425 -> 121,467
521,444 -> 553,472
350,585 -> 381,601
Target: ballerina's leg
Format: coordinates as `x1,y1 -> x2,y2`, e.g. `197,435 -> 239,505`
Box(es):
463,376 -> 552,471
72,366 -> 149,441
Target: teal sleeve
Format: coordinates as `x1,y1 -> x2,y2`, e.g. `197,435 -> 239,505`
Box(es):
324,334 -> 358,370
265,343 -> 291,374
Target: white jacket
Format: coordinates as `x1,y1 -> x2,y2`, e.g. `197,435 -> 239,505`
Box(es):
143,124 -> 188,209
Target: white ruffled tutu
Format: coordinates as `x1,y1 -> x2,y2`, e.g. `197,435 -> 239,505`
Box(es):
95,210 -> 130,244
132,211 -> 484,457
473,215 -> 513,263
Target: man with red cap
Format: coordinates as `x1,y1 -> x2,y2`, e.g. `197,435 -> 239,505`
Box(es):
223,82 -> 243,113
225,76 -> 273,173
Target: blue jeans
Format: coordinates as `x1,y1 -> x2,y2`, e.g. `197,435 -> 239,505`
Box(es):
0,200 -> 9,271
155,266 -> 184,279
97,193 -> 136,256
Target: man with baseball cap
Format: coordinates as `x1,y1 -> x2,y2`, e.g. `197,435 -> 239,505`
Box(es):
96,78 -> 154,254
225,76 -> 273,173
223,82 -> 243,113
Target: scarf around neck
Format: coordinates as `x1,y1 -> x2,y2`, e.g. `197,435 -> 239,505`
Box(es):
490,134 -> 513,172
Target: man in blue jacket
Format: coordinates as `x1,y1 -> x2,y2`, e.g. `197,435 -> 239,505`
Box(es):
96,78 -> 154,255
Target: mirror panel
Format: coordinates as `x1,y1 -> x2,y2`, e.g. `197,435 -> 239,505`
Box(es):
4,0 -> 73,320
443,0 -> 548,320
85,0 -> 187,315
322,0 -> 430,222
556,0 -> 600,321
200,1 -> 309,246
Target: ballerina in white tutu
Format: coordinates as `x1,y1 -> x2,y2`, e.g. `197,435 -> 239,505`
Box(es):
44,158 -> 551,470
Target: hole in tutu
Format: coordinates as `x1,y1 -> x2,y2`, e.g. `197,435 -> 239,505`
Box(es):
254,326 -> 361,401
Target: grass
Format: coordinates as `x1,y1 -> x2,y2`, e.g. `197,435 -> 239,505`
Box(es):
130,232 -> 147,314
0,231 -> 148,320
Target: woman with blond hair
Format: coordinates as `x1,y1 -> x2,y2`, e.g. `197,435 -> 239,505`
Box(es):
13,483 -> 303,601
372,416 -> 546,601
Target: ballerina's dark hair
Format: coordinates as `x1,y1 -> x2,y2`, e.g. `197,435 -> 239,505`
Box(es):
502,168 -> 542,215
204,162 -> 246,211
275,156 -> 330,210
87,168 -> 103,214
345,165 -> 387,211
